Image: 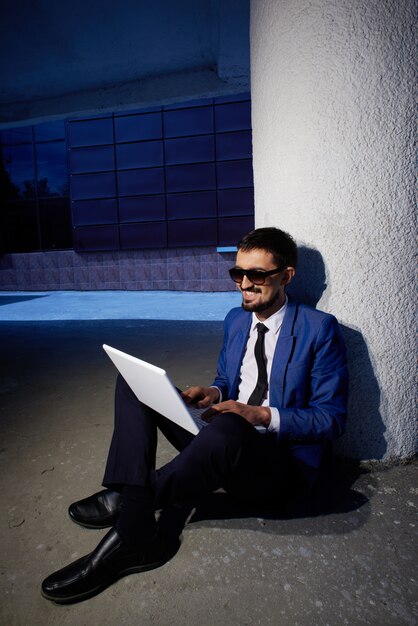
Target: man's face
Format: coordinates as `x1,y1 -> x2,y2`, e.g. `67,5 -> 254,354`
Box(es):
234,248 -> 294,320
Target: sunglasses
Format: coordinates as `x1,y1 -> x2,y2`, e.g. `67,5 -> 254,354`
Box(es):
228,266 -> 285,285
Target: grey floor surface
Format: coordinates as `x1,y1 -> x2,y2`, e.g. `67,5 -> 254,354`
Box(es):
0,306 -> 417,625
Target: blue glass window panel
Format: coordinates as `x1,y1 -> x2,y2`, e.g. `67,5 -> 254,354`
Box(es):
165,163 -> 216,193
214,92 -> 251,104
216,131 -> 252,161
163,107 -> 214,138
72,199 -> 118,226
115,113 -> 163,143
120,222 -> 167,249
68,118 -> 114,148
73,225 -> 120,251
0,127 -> 32,146
167,219 -> 217,247
166,191 -> 216,220
69,146 -> 115,174
1,162 -> 21,202
119,195 -> 166,223
165,135 -> 215,165
71,172 -> 116,200
163,98 -> 213,110
2,143 -> 36,199
0,96 -> 255,255
34,120 -> 65,142
218,216 -> 255,246
116,141 -> 163,170
217,188 -> 254,217
216,160 -> 253,189
39,198 -> 72,249
1,201 -> 39,252
35,141 -> 69,196
117,168 -> 165,196
215,101 -> 252,132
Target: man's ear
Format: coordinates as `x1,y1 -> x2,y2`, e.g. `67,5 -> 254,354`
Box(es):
282,267 -> 296,286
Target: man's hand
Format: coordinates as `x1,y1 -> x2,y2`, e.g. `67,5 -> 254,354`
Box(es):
181,386 -> 220,408
202,400 -> 271,428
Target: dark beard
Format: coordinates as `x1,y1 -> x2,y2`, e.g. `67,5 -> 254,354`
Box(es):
241,290 -> 282,314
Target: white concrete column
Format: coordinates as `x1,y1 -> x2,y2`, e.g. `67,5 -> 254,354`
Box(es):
250,0 -> 416,460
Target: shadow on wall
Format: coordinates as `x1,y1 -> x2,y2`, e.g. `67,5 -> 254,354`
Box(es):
0,295 -> 49,306
287,246 -> 387,460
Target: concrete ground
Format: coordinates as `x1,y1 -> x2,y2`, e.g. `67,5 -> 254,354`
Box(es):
0,293 -> 417,626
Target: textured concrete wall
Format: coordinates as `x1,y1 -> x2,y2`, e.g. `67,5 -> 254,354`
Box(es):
250,0 -> 416,460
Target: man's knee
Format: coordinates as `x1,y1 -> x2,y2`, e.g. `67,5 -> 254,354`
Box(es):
152,413 -> 256,502
114,374 -> 151,421
195,412 -> 255,452
116,373 -> 129,391
115,374 -> 138,404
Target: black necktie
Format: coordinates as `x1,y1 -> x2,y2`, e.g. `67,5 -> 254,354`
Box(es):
247,323 -> 269,406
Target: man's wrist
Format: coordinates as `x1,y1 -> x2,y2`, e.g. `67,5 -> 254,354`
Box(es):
209,386 -> 221,403
260,406 -> 271,428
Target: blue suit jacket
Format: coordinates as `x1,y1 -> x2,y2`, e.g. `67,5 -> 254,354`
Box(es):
211,300 -> 348,487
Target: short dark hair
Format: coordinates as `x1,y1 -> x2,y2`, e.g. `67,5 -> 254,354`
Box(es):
237,227 -> 298,268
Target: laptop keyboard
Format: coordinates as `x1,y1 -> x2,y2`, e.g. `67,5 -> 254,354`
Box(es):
187,405 -> 209,429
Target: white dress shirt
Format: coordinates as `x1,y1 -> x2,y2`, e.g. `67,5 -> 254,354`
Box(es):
236,297 -> 288,433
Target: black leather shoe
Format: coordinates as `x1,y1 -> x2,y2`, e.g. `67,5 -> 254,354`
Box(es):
41,528 -> 174,604
68,489 -> 123,529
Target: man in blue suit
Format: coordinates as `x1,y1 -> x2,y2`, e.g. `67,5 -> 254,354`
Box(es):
42,227 -> 348,604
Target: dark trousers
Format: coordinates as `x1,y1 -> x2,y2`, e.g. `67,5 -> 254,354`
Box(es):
102,375 -> 296,511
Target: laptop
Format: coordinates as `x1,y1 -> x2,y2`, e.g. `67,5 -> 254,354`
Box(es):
103,344 -> 209,435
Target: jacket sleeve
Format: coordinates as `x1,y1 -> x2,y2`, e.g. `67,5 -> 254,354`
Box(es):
210,314 -> 231,400
277,315 -> 348,441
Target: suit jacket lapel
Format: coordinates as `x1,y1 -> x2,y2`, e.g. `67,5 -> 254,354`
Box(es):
270,300 -> 298,407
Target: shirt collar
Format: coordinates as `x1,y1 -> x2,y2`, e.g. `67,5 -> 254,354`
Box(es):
251,295 -> 288,335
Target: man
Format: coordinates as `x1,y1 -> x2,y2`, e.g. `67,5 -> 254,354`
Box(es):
42,227 -> 348,604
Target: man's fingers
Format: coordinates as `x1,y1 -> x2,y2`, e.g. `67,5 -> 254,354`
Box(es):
181,386 -> 202,404
211,400 -> 235,413
183,386 -> 219,408
196,394 -> 213,408
201,401 -> 233,417
181,391 -> 192,404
